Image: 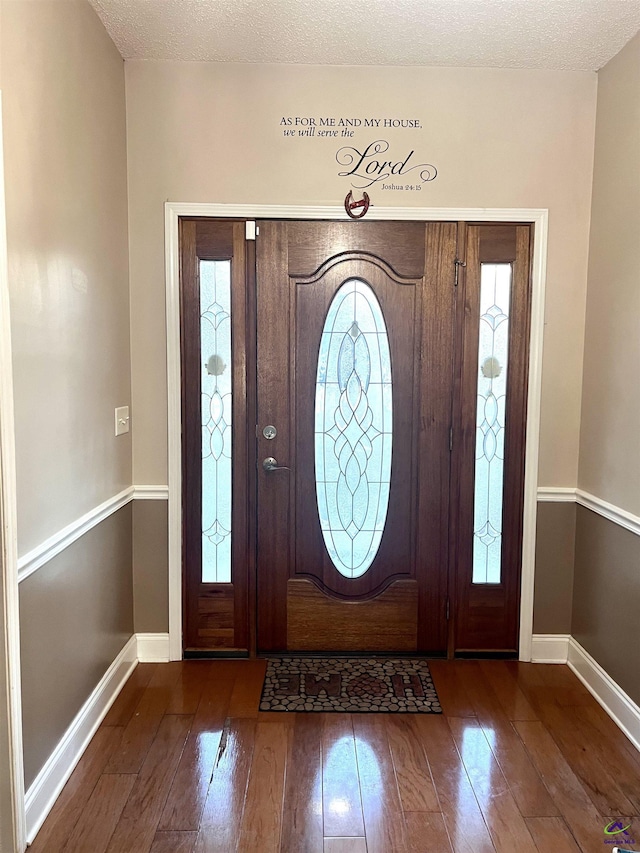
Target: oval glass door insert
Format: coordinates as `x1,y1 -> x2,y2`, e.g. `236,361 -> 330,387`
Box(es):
315,278 -> 392,578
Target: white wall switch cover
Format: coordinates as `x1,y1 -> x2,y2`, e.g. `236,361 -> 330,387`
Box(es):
115,406 -> 130,436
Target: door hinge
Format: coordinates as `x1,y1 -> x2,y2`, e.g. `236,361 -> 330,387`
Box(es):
449,427 -> 453,452
245,220 -> 256,241
454,258 -> 466,287
446,598 -> 450,620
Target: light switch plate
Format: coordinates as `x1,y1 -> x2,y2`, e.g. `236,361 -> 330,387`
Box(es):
115,406 -> 130,436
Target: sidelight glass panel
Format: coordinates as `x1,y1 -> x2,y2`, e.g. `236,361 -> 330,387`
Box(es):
200,260 -> 232,583
472,263 -> 512,584
315,279 -> 392,579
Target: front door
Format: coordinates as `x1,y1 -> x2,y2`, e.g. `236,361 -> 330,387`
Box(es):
180,217 -> 532,657
256,221 -> 456,654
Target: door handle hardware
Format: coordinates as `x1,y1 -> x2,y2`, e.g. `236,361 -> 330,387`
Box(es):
262,456 -> 290,472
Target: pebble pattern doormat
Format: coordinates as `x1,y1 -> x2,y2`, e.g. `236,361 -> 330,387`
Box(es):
259,657 -> 442,713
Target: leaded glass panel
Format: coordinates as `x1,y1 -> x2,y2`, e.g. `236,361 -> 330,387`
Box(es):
315,279 -> 392,579
472,263 -> 512,584
200,260 -> 232,583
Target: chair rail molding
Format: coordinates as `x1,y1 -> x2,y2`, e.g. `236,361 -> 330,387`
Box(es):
536,487 -> 576,502
17,485 -> 170,585
17,487 -> 135,584
133,485 -> 169,500
536,486 -> 640,535
575,489 -> 640,536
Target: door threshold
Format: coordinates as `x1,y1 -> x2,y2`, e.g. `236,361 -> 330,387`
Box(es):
183,649 -> 250,659
257,650 -> 448,659
454,650 -> 518,659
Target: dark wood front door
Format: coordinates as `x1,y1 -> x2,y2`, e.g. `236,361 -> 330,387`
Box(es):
255,221 -> 456,654
180,217 -> 532,657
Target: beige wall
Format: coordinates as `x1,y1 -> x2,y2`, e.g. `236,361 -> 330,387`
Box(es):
125,62 -> 597,490
571,31 -> 640,705
1,0 -> 134,795
578,31 -> 640,515
2,0 -> 131,555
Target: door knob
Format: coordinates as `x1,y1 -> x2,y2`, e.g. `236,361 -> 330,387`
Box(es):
262,457 -> 290,472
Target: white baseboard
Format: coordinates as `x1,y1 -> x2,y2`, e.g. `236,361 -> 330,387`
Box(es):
568,637 -> 640,753
136,633 -> 170,663
24,635 -> 137,844
531,633 -> 570,663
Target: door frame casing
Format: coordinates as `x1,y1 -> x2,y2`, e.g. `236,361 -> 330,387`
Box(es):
0,91 -> 28,852
165,203 -> 549,662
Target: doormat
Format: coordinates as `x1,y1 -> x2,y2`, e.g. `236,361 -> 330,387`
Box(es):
259,657 -> 442,713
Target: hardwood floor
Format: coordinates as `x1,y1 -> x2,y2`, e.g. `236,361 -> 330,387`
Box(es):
30,659 -> 640,853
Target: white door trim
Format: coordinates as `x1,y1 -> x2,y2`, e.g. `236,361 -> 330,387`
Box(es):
0,92 -> 27,852
165,203 -> 549,661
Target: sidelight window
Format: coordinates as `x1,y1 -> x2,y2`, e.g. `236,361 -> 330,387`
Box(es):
472,263 -> 512,584
200,260 -> 232,583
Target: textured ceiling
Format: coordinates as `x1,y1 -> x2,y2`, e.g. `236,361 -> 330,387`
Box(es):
88,0 -> 640,71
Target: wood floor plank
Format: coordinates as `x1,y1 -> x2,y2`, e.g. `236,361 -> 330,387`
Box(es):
534,697 -> 637,816
158,728 -> 223,832
447,717 -> 538,853
428,659 -> 476,717
227,659 -> 267,718
352,714 -> 408,853
29,726 -> 124,853
195,718 -> 256,853
478,660 -> 538,721
570,709 -> 640,814
237,720 -> 289,852
105,662 -> 184,774
536,664 -> 594,706
166,661 -> 212,715
404,811 -> 454,853
412,715 -> 496,853
61,774 -> 135,853
525,817 -> 581,852
105,714 -> 193,853
149,831 -> 198,853
514,720 -> 608,853
101,664 -> 156,728
158,664 -> 238,831
385,716 -> 439,812
575,705 -> 640,770
324,838 -> 367,853
192,660 -> 240,730
505,661 -> 548,691
322,714 -> 365,838
281,714 -> 323,853
455,661 -> 558,818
